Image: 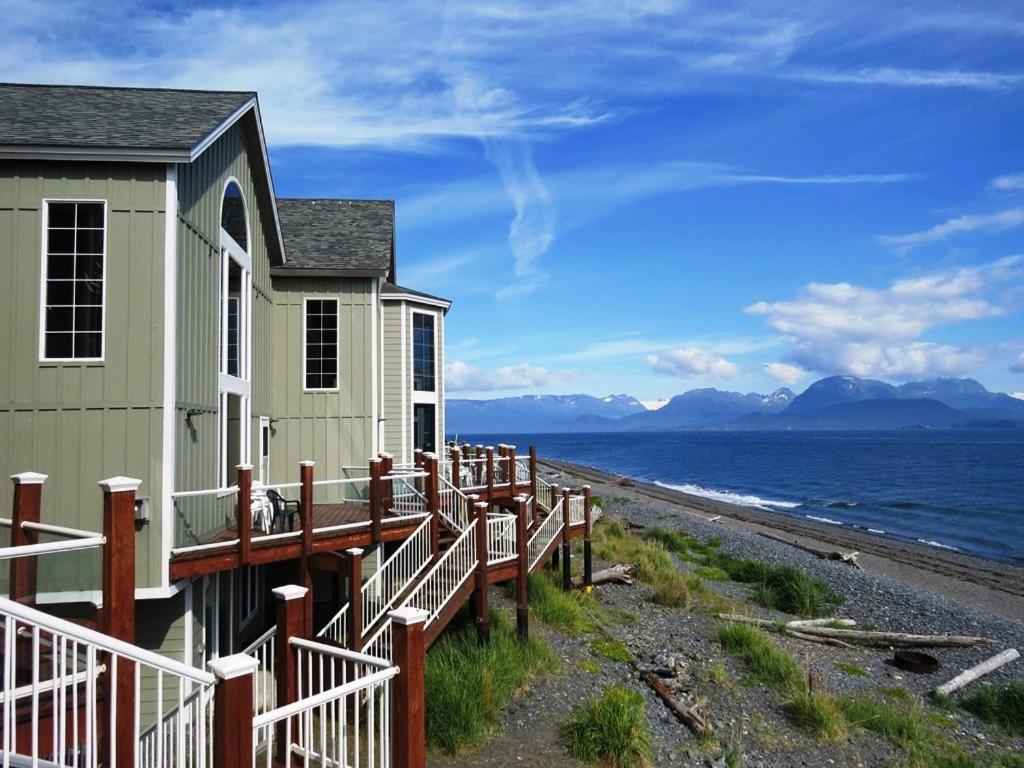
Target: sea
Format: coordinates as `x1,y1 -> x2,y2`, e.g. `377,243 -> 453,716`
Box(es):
452,430 -> 1024,566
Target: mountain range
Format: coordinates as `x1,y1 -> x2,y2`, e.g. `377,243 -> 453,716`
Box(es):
446,377 -> 1024,435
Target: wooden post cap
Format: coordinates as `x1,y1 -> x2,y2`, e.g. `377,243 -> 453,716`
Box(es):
10,472 -> 47,485
390,607 -> 429,626
98,476 -> 142,493
208,653 -> 260,680
346,547 -> 365,557
272,584 -> 309,601
299,460 -> 316,467
236,463 -> 254,471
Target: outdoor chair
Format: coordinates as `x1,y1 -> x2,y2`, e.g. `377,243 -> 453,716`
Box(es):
265,488 -> 300,533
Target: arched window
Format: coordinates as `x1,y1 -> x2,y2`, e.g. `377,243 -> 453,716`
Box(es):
221,181 -> 248,251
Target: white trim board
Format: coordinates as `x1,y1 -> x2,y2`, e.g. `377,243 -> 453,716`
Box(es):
160,164 -> 178,591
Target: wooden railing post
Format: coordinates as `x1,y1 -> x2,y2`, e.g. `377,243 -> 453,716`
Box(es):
529,447 -> 539,525
369,458 -> 383,544
391,607 -> 428,768
237,464 -> 252,566
346,549 -> 363,651
299,460 -> 315,636
425,454 -> 440,558
582,485 -> 593,590
507,445 -> 517,491
99,476 -> 140,768
413,448 -> 424,469
474,445 -> 484,486
451,447 -> 461,491
273,584 -> 307,763
497,445 -> 507,486
515,494 -> 529,641
209,654 -> 259,768
549,484 -> 560,572
9,472 -> 46,605
485,446 -> 495,501
561,489 -> 572,591
473,501 -> 490,644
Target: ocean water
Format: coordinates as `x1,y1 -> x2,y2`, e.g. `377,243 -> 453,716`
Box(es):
453,430 -> 1024,566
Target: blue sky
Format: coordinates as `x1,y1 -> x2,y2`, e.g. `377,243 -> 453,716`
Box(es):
6,0 -> 1024,401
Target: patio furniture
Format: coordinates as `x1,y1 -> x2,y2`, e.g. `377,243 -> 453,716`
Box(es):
250,483 -> 274,535
265,488 -> 299,533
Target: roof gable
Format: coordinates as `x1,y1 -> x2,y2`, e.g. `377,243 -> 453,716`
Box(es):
273,199 -> 394,276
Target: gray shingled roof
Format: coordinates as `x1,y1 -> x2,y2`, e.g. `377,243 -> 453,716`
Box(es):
275,199 -> 394,274
0,83 -> 254,151
381,282 -> 451,307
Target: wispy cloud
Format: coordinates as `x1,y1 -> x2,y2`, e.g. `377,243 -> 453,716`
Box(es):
991,173 -> 1024,192
746,256 -> 1023,380
445,360 -> 577,393
878,209 -> 1024,251
400,250 -> 483,289
1010,353 -> 1024,374
647,347 -> 741,381
789,66 -> 1024,90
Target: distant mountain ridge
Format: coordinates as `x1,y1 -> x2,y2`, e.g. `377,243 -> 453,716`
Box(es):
446,376 -> 1024,434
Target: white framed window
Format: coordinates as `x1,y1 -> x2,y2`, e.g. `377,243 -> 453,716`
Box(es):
226,297 -> 239,377
303,298 -> 339,391
39,199 -> 107,361
412,312 -> 435,392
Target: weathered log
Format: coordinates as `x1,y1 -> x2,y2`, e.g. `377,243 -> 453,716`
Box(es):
717,613 -> 778,627
793,627 -> 992,648
572,564 -> 635,587
787,630 -> 854,649
932,648 -> 1019,697
637,670 -> 708,736
756,532 -> 862,568
788,618 -> 857,629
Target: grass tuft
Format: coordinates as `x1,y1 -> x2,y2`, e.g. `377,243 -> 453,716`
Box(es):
590,633 -> 634,663
786,691 -> 848,741
717,623 -> 802,691
961,682 -> 1024,736
694,565 -> 730,581
507,570 -> 598,635
838,693 -> 925,748
561,686 -> 653,767
833,661 -> 870,678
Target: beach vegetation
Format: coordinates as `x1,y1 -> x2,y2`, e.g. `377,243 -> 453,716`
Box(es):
649,571 -> 691,608
425,608 -> 555,754
834,661 -> 870,678
960,682 -> 1024,735
579,659 -> 601,674
786,690 -> 847,741
716,623 -> 802,691
590,633 -> 634,662
561,686 -> 653,767
701,661 -> 733,686
838,693 -> 925,748
507,570 -> 599,635
695,565 -> 730,581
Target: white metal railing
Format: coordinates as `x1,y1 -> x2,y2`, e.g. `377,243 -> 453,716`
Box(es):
361,516 -> 433,631
514,456 -> 531,485
438,477 -> 470,531
171,486 -> 239,552
535,474 -> 553,512
568,494 -> 585,526
254,639 -> 396,768
1,595 -> 215,768
486,514 -> 517,564
459,457 -> 488,488
528,500 -> 564,571
0,518 -> 105,560
315,602 -> 349,646
387,476 -> 429,516
241,625 -> 277,752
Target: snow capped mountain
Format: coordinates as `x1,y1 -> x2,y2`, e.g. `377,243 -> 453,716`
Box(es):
641,399 -> 670,411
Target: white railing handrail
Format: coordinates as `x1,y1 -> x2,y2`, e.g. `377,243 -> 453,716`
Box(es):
0,536 -> 106,560
402,518 -> 478,627
528,500 -> 564,571
289,637 -> 392,670
20,520 -> 103,539
0,596 -> 214,685
241,624 -> 277,656
316,602 -> 349,640
361,516 -> 432,630
171,485 -> 239,499
252,667 -> 398,730
486,514 -> 517,564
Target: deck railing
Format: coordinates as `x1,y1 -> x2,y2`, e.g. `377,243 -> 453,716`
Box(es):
528,499 -> 564,571
387,475 -> 429,516
0,595 -> 216,768
240,625 -> 278,752
514,456 -> 531,485
486,514 -> 517,564
535,475 -> 553,512
438,476 -> 470,531
255,638 -> 396,768
361,516 -> 433,631
171,486 -> 240,551
568,494 -> 586,526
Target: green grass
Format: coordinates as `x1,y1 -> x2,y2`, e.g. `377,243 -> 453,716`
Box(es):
960,682 -> 1024,735
833,661 -> 870,678
716,623 -> 802,691
838,693 -> 926,748
649,571 -> 691,608
579,660 -> 601,674
694,565 -> 730,581
704,551 -> 840,617
425,609 -> 555,754
507,570 -> 599,634
590,633 -> 634,663
786,691 -> 847,741
561,686 -> 653,767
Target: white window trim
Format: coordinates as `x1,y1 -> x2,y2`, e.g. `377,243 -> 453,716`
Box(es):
38,198 -> 108,363
411,310 -> 439,403
302,296 -> 341,392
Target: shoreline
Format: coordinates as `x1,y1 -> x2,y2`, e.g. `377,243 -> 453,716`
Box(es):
540,456 -> 1024,622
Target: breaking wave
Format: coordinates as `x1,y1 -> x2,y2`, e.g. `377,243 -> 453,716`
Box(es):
655,481 -> 801,511
917,539 -> 960,552
806,515 -> 843,525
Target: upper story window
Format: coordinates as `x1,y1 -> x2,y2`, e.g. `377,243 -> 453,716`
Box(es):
41,201 -> 106,361
413,313 -> 435,392
226,297 -> 239,376
304,298 -> 339,390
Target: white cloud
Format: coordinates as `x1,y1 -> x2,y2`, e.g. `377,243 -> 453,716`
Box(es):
763,362 -> 808,385
789,67 -> 1024,90
647,347 -> 741,380
991,173 -> 1024,192
445,360 -> 574,393
878,209 -> 1024,251
1010,353 -> 1024,374
1011,392 -> 1024,400
746,257 -> 1023,380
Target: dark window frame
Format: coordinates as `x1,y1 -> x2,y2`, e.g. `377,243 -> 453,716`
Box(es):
412,312 -> 435,392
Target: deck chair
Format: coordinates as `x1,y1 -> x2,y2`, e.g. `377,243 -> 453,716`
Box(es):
265,488 -> 300,533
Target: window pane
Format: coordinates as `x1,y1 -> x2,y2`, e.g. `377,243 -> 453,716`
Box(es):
75,253 -> 103,280
48,204 -> 75,228
47,229 -> 74,254
44,333 -> 73,358
74,332 -> 102,359
47,255 -> 74,279
46,306 -> 73,332
47,281 -> 74,306
75,203 -> 104,229
75,280 -> 102,305
76,229 -> 103,254
75,306 -> 102,332
304,299 -> 339,389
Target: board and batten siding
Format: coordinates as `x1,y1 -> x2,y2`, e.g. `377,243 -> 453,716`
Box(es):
0,160 -> 167,594
268,277 -> 375,481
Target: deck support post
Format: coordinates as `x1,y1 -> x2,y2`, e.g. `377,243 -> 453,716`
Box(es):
299,460 -> 315,636
507,445 -> 517,492
529,447 -> 539,526
369,458 -> 383,544
485,446 -> 495,505
414,448 -> 424,469
497,444 -> 507,486
346,549 -> 364,651
474,445 -> 484,486
210,654 -> 259,768
561,489 -> 572,591
425,454 -> 440,558
451,447 -> 461,490
391,607 -> 428,768
515,494 -> 529,641
473,501 -> 490,644
582,485 -> 593,589
99,476 -> 140,768
9,472 -> 46,605
273,584 -> 307,764
380,452 -> 395,521
550,484 -> 560,572
237,464 -> 252,566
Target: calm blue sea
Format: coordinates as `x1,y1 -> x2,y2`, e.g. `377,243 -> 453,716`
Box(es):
453,430 -> 1024,566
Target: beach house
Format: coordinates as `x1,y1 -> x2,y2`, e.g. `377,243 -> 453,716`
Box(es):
0,82 -> 591,767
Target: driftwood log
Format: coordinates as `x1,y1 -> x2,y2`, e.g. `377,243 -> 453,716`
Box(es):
572,564 -> 635,587
637,670 -> 708,736
716,614 -> 990,648
932,649 -> 1020,697
756,532 -> 861,568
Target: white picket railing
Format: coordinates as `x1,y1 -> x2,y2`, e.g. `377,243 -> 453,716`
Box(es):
459,457 -> 488,489
492,456 -> 511,488
0,595 -> 216,768
361,516 -> 433,631
316,602 -> 349,646
241,625 -> 278,752
254,638 -> 396,768
438,476 -> 470,531
514,456 -> 531,485
387,476 -> 429,516
535,474 -> 553,512
568,494 -> 586,526
486,514 -> 517,564
528,499 -> 564,571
